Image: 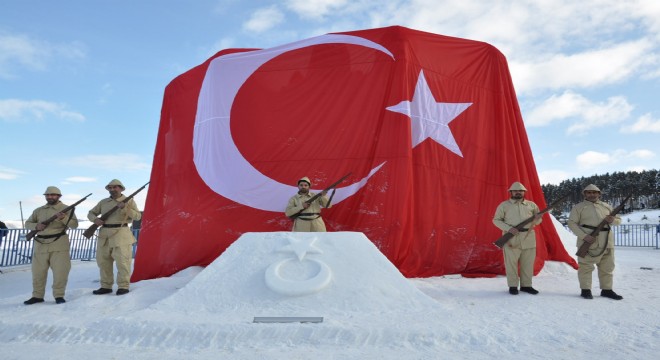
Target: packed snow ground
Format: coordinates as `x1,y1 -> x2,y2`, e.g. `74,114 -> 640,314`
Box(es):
0,212 -> 659,360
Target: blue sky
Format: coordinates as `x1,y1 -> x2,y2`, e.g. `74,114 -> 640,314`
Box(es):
1,0 -> 659,222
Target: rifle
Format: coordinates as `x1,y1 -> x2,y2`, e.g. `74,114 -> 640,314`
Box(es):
575,193 -> 631,257
25,193 -> 93,241
493,195 -> 568,249
289,173 -> 351,219
83,182 -> 149,239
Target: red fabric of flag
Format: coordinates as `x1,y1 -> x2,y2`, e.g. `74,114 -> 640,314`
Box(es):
131,26 -> 578,282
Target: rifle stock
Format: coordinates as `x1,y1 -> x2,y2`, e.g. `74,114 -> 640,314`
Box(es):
575,193 -> 631,258
289,173 -> 351,219
25,193 -> 93,241
83,182 -> 149,239
493,195 -> 568,249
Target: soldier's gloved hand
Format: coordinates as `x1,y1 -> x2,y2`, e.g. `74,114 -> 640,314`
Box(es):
36,223 -> 46,231
508,228 -> 519,235
583,235 -> 596,244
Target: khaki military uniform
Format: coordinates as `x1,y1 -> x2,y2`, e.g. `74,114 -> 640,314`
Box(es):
567,200 -> 621,290
25,202 -> 79,299
285,192 -> 329,232
493,199 -> 541,287
87,195 -> 141,290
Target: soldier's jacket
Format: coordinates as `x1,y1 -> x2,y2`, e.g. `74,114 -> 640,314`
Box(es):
87,195 -> 141,247
25,201 -> 79,253
285,192 -> 329,232
567,200 -> 621,252
492,199 -> 542,249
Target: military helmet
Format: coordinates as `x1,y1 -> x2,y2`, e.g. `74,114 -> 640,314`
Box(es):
583,184 -> 601,193
43,186 -> 62,195
508,182 -> 527,191
105,179 -> 126,190
297,177 -> 311,186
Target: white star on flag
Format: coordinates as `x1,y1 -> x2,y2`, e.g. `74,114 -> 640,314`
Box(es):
386,70 -> 472,157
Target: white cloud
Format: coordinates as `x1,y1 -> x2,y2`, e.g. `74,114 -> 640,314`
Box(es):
0,99 -> 85,122
622,149 -> 655,159
63,176 -> 97,183
525,91 -> 633,135
0,33 -> 46,76
576,149 -> 656,169
285,0 -> 350,20
343,1 -> 658,92
576,151 -> 611,168
0,32 -> 86,78
243,6 -> 286,33
620,113 -> 660,133
0,166 -> 24,180
538,170 -> 571,185
511,39 -> 656,94
67,154 -> 151,172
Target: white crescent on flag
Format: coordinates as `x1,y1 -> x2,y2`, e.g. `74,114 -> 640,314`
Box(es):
193,34 -> 392,212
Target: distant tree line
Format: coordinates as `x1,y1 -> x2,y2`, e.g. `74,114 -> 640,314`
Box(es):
541,169 -> 660,216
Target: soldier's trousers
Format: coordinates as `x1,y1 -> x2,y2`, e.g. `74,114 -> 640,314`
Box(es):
31,250 -> 71,298
96,243 -> 133,289
503,246 -> 536,287
578,248 -> 615,290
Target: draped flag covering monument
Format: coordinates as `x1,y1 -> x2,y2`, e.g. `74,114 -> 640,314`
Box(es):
132,26 -> 578,282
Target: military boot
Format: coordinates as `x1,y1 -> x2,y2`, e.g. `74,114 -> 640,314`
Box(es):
520,287 -> 539,295
93,288 -> 113,295
509,287 -> 519,295
23,297 -> 44,305
601,289 -> 623,300
580,289 -> 593,299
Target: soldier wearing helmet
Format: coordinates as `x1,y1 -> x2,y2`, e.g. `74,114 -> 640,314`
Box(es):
567,184 -> 623,300
285,176 -> 330,232
493,182 -> 543,295
87,179 -> 142,296
24,186 -> 79,305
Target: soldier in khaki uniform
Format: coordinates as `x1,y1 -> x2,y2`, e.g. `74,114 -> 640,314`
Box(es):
567,184 -> 623,300
24,186 -> 79,305
87,179 -> 141,295
285,177 -> 330,232
493,182 -> 543,295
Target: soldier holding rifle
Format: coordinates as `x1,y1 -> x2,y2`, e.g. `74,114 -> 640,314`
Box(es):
285,176 -> 331,232
87,179 -> 141,296
492,182 -> 543,295
24,186 -> 79,305
567,184 -> 623,300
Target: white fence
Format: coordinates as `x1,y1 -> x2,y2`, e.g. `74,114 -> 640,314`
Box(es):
1,228 -> 139,268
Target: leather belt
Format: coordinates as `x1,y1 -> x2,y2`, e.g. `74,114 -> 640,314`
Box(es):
518,229 -> 528,232
36,231 -> 66,239
103,223 -> 128,228
298,213 -> 321,221
581,224 -> 610,231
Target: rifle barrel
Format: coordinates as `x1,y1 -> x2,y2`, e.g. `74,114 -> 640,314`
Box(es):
493,195 -> 568,249
575,193 -> 631,257
25,193 -> 93,241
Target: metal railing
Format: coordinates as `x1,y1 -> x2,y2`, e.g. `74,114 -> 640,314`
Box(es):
1,228 -> 140,268
613,224 -> 660,248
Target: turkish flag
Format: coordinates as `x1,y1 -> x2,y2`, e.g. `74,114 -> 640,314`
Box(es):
132,26 -> 577,282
